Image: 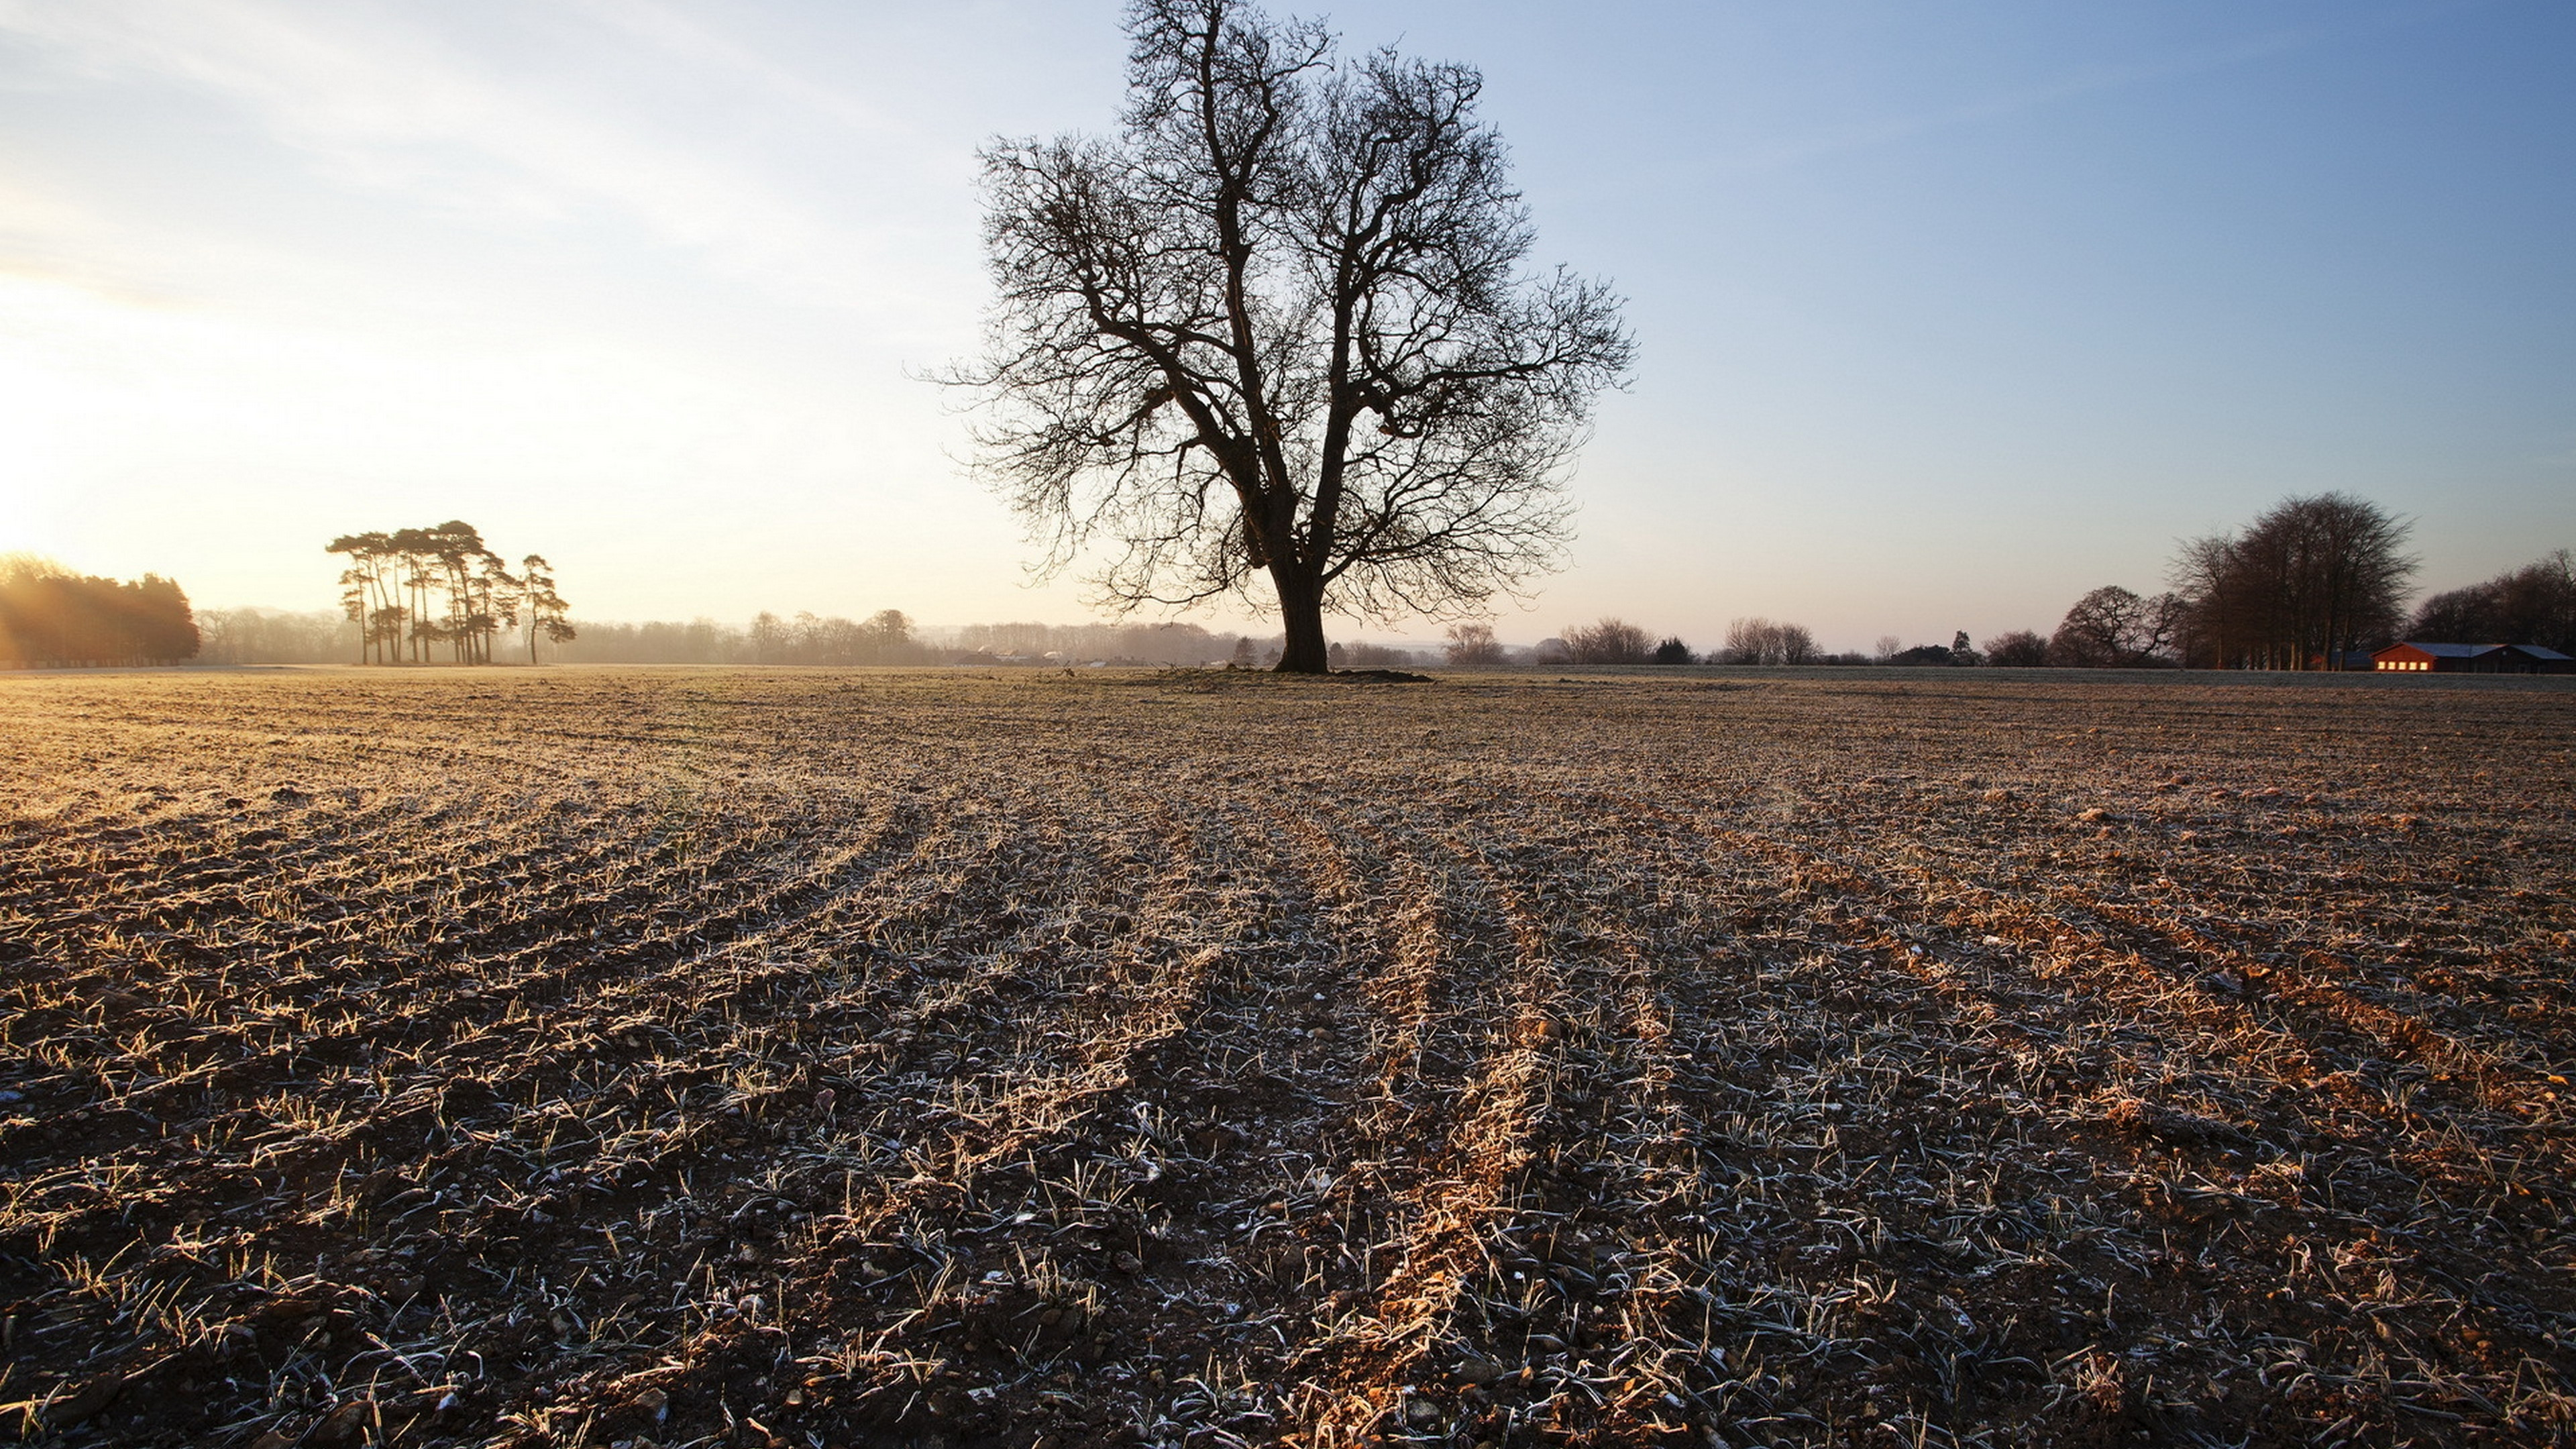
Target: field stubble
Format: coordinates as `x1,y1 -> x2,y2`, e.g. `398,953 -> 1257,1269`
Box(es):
0,667 -> 2569,1448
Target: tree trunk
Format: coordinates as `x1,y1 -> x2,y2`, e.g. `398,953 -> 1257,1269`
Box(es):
1271,566 -> 1331,674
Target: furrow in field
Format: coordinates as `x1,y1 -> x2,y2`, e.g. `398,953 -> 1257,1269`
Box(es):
1871,813 -> 2571,1117
1640,811 -> 2571,1440
527,768 -> 1243,1447
0,776 -> 923,1195
1287,780 -> 1570,1448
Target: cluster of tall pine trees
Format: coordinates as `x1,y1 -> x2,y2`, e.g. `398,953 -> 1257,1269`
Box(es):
327,523 -> 574,665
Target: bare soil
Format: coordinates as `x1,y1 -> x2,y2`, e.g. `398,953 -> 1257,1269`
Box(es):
0,667 -> 2569,1448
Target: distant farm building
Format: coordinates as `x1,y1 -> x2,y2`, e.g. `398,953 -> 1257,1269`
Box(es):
2372,641 -> 2575,675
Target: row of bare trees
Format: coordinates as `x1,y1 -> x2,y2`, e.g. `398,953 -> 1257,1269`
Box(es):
2168,492 -> 2416,669
2012,494 -> 2421,669
1444,616 -> 1823,667
743,610 -> 927,665
1719,617 -> 1820,665
326,523 -> 574,666
0,556 -> 198,667
2409,549 -> 2576,653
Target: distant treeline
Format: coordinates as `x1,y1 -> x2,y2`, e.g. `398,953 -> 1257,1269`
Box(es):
191,493 -> 2566,674
2410,549 -> 2576,655
193,608 -> 1426,669
1532,498 -> 2567,673
560,611 -> 930,665
2027,498 -> 2569,669
197,608 -> 360,665
558,614 -> 1316,667
0,557 -> 199,667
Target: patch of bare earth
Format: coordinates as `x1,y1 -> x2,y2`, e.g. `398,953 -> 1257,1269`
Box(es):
0,667 -> 2569,1447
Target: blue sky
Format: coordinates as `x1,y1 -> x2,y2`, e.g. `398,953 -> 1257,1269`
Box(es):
3,0 -> 2569,651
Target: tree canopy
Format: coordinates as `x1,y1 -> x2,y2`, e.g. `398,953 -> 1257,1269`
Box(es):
2408,548 -> 2575,652
2169,492 -> 2414,669
327,524 -> 574,665
0,556 -> 198,667
952,0 -> 1631,672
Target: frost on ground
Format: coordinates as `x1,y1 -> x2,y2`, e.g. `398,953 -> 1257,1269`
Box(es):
0,667 -> 2569,1448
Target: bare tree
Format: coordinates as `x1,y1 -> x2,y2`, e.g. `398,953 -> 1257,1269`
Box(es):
1721,616 -> 1772,665
2408,547 -> 2575,652
1722,616 -> 1818,665
2048,586 -> 2186,667
861,609 -> 919,663
1442,621 -> 1505,667
2170,493 -> 2414,669
1564,616 -> 1652,664
1981,629 -> 2049,667
949,0 -> 1631,672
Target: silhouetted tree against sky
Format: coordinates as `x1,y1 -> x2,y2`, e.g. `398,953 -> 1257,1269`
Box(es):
953,0 -> 1631,672
1564,617 -> 1652,665
2171,492 -> 2414,669
1981,629 -> 2050,667
327,531 -> 398,665
2409,547 -> 2575,653
2048,585 -> 2184,667
521,554 -> 576,663
327,525 -> 567,665
1722,616 -> 1817,665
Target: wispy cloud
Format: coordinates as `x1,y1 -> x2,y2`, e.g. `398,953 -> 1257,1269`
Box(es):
1720,23 -> 2331,172
0,0 -> 939,312
561,0 -> 902,136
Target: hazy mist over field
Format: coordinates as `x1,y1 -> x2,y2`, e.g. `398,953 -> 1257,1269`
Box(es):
4,0 -> 2571,649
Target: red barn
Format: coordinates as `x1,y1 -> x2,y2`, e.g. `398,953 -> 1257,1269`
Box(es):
2373,642 -> 2496,672
2373,641 -> 2575,674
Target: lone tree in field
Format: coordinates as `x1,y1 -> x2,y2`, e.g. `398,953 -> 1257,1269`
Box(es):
952,0 -> 1632,672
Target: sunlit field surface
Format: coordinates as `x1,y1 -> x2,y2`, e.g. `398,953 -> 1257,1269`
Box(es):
2,667 -> 2571,1448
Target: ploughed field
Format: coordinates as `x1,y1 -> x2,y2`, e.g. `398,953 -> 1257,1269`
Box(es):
1,668 -> 2571,1449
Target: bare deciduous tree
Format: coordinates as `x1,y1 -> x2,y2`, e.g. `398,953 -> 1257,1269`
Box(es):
2047,586 -> 2186,667
2170,492 -> 2414,669
1564,617 -> 1652,664
2408,547 -> 2575,652
1981,629 -> 2049,667
1722,616 -> 1818,665
1442,621 -> 1505,667
949,0 -> 1631,672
